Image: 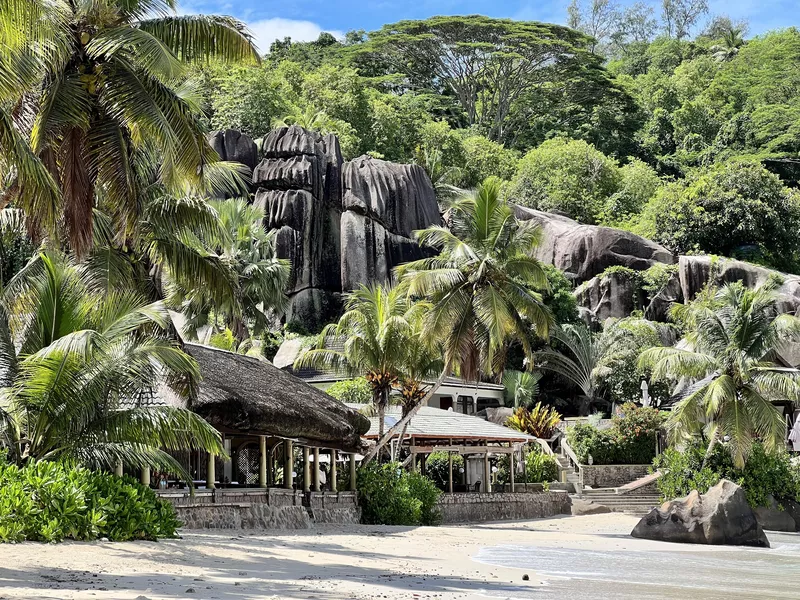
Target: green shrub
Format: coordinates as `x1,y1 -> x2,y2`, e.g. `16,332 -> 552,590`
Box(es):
567,403 -> 664,465
654,442 -> 800,508
425,451 -> 464,491
326,378 -> 372,404
0,460 -> 180,543
496,446 -> 559,484
357,462 -> 441,526
407,471 -> 442,525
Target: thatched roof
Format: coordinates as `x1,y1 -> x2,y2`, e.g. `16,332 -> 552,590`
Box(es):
184,343 -> 369,452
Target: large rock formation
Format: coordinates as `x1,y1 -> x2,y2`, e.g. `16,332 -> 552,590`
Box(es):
212,128 -> 439,330
575,270 -> 644,324
631,480 -> 770,547
513,207 -> 675,284
253,126 -> 343,329
209,129 -> 259,172
341,155 -> 440,290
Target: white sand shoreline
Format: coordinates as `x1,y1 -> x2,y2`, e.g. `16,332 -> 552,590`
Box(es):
1,513 -> 796,600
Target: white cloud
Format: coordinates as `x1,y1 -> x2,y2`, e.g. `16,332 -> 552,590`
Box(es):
247,18 -> 344,54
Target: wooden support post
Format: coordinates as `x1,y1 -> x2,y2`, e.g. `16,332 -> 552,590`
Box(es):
448,452 -> 454,494
141,466 -> 151,487
206,452 -> 216,489
303,447 -> 311,492
412,451 -> 419,472
114,460 -> 123,478
509,447 -> 515,492
259,435 -> 267,488
284,440 -> 294,489
483,452 -> 490,493
313,447 -> 320,492
350,453 -> 357,491
269,446 -> 275,486
330,449 -> 338,493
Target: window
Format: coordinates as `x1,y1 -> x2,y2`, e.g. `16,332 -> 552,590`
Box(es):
438,396 -> 453,411
477,397 -> 500,412
457,395 -> 475,415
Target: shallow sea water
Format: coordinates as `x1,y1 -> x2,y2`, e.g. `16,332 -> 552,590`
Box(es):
474,531 -> 800,599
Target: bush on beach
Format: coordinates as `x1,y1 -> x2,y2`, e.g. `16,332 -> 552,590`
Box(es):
0,458 -> 180,543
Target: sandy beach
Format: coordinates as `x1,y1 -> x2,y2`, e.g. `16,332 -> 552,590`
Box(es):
2,513 -> 798,600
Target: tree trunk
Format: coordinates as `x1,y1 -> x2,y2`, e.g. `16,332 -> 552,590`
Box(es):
702,430 -> 719,469
363,369 -> 449,465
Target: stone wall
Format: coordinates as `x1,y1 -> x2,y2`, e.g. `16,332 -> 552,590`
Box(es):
161,489 -> 360,530
435,491 -> 571,525
580,464 -> 651,489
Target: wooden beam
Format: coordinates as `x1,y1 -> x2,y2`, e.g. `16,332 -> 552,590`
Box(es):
313,447 -> 320,492
410,445 -> 516,454
303,446 -> 311,492
448,452 -> 453,494
259,435 -> 267,488
330,449 -> 338,493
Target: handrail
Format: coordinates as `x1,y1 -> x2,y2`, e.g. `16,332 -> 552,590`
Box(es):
531,437 -> 554,455
561,438 -> 581,471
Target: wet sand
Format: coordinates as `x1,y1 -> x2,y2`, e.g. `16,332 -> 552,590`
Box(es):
1,513 -> 796,599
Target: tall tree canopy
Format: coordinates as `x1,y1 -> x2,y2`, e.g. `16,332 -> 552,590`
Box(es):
358,16 -> 615,145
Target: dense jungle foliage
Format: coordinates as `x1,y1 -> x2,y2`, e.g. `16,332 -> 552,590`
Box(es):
199,11 -> 800,271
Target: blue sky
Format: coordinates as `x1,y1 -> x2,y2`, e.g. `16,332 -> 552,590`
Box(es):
179,0 -> 799,54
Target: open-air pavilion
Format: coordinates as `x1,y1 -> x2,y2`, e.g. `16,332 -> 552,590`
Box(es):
157,343 -> 369,494
355,405 -> 540,493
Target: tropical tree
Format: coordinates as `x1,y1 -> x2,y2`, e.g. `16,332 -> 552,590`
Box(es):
172,198 -> 290,343
272,105 -> 338,132
359,16 -> 596,143
362,178 -> 555,461
294,284 -> 424,440
0,0 -> 258,256
0,252 -> 224,477
503,370 -> 543,409
640,282 -> 800,468
534,323 -> 607,415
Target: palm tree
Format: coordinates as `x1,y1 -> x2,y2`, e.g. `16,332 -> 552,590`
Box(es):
413,145 -> 462,200
272,105 -> 338,132
639,282 -> 800,468
294,284 -> 418,440
534,324 -> 607,415
398,176 -> 553,381
503,369 -> 543,409
0,0 -> 258,256
173,198 -> 290,343
362,178 -> 554,461
712,27 -> 745,62
0,252 -> 224,477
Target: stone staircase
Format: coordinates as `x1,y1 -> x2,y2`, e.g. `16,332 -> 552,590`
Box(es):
555,453 -> 581,492
578,487 -> 662,516
555,446 -> 662,516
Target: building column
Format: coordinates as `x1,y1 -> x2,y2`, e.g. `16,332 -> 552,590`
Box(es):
222,437 -> 233,483
207,452 -> 216,490
483,452 -> 490,493
412,452 -> 419,472
303,447 -> 311,492
259,435 -> 267,488
141,466 -> 151,487
313,447 -> 320,492
349,453 -> 357,491
509,449 -> 515,492
330,449 -> 338,493
114,460 -> 123,478
448,452 -> 454,494
284,440 -> 294,489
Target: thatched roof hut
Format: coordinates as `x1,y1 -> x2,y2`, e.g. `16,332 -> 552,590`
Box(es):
184,343 -> 369,453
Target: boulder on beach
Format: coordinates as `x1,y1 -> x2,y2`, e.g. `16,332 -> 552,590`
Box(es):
630,479 -> 770,547
754,495 -> 798,532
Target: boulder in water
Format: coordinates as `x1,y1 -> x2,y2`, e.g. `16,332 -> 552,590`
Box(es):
631,479 -> 770,547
